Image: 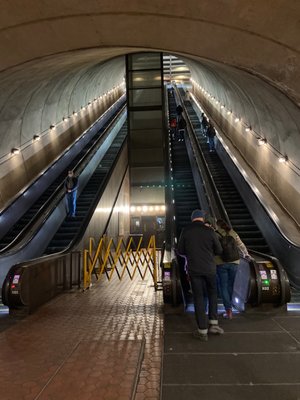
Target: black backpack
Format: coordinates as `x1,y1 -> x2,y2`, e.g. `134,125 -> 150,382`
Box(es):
178,117 -> 187,129
218,233 -> 239,262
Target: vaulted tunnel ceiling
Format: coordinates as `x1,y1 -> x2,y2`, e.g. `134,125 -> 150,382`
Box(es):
0,0 -> 300,168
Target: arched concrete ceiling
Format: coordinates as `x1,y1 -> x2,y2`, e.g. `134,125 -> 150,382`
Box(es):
0,0 -> 300,168
0,51 -> 126,158
1,0 -> 300,102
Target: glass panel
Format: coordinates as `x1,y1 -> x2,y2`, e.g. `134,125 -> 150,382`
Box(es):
129,88 -> 162,107
128,71 -> 161,89
130,129 -> 163,148
131,148 -> 164,165
129,53 -> 161,70
130,110 -> 163,130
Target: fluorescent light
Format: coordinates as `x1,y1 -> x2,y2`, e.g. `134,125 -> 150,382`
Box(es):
258,138 -> 267,146
279,156 -> 288,163
11,148 -> 20,155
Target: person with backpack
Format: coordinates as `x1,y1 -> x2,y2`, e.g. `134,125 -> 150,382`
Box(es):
215,219 -> 250,319
201,113 -> 208,136
178,210 -> 224,341
177,115 -> 187,141
176,104 -> 183,116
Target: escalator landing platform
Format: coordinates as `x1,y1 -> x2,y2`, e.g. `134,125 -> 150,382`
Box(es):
0,275 -> 163,400
162,305 -> 300,400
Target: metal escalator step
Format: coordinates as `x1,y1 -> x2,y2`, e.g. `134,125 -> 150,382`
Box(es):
236,231 -> 262,238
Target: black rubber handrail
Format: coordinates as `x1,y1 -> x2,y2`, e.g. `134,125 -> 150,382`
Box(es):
0,104 -> 126,254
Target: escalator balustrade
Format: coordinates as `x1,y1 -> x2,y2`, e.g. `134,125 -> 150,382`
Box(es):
184,100 -> 270,254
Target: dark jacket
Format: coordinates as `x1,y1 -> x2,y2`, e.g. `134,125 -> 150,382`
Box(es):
206,125 -> 216,138
178,116 -> 187,130
176,104 -> 183,115
178,221 -> 222,275
65,176 -> 78,192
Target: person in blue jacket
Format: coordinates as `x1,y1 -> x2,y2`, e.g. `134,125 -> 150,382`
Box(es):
65,170 -> 78,217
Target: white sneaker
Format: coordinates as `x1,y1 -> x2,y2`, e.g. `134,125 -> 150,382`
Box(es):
208,325 -> 224,335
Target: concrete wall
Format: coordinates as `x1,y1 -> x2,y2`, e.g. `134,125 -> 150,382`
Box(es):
0,57 -> 125,209
189,59 -> 300,223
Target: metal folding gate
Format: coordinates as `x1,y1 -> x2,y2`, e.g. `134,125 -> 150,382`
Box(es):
83,235 -> 158,290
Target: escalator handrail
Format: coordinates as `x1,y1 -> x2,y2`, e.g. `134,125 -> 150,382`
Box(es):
175,86 -> 230,224
1,158 -> 129,307
8,119 -> 127,258
0,104 -> 127,255
195,94 -> 300,249
0,94 -> 125,217
164,85 -> 178,253
59,135 -> 129,254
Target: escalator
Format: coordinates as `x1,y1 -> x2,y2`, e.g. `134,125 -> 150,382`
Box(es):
167,87 -> 290,310
168,90 -> 199,238
0,101 -> 128,293
167,89 -> 200,306
183,98 -> 271,254
2,117 -> 129,312
46,122 -> 127,254
0,100 -> 125,252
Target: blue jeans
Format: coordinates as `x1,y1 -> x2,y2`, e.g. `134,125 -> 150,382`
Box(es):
66,190 -> 77,216
217,263 -> 238,310
208,136 -> 215,151
190,274 -> 218,330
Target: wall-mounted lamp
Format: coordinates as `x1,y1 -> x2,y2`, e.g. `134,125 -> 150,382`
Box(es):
234,117 -> 240,123
33,135 -> 40,141
73,112 -> 78,116
50,124 -> 55,130
227,110 -> 232,115
245,126 -> 251,132
279,156 -> 288,163
258,138 -> 267,146
11,148 -> 20,155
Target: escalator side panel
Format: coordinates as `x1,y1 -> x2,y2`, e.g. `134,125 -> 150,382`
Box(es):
0,114 -> 127,289
217,143 -> 300,289
0,97 -> 125,244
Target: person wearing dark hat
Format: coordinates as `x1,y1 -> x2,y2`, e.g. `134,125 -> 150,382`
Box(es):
178,209 -> 224,341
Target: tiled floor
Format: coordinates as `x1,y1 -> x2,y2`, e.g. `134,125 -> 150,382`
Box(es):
162,308 -> 300,400
3,272 -> 300,400
0,275 -> 163,400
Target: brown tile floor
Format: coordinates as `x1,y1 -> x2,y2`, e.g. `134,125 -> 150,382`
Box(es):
0,275 -> 163,400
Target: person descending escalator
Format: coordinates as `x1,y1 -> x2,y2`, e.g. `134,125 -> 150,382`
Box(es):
65,170 -> 78,218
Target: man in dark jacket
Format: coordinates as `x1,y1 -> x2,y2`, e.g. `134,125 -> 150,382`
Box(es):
178,209 -> 224,341
206,123 -> 216,152
65,170 -> 78,217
